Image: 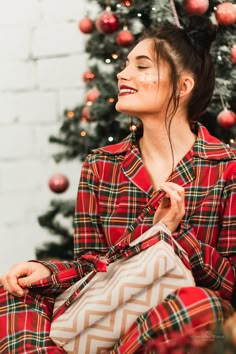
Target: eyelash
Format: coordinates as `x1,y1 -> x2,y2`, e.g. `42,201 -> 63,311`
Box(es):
120,65 -> 148,70
137,66 -> 148,69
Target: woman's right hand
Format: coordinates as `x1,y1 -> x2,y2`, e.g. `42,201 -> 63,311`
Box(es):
0,262 -> 51,297
153,182 -> 185,233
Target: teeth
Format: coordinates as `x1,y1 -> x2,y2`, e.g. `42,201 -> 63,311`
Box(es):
120,88 -> 137,94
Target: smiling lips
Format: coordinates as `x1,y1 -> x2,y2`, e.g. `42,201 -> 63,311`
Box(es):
118,85 -> 137,96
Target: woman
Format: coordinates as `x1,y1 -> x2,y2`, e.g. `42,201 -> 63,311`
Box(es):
0,16 -> 235,353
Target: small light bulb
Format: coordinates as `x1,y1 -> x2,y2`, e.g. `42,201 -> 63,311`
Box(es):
105,58 -> 111,64
130,124 -> 137,131
67,111 -> 75,119
108,136 -> 114,142
80,130 -> 87,137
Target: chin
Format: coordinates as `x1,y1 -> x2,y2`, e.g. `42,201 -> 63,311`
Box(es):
115,102 -> 135,115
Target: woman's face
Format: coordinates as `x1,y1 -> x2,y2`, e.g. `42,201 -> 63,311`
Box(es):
116,39 -> 173,119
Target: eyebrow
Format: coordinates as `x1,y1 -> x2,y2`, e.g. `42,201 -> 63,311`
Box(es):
126,55 -> 153,62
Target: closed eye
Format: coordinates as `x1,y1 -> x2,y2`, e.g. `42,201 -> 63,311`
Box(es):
137,66 -> 149,69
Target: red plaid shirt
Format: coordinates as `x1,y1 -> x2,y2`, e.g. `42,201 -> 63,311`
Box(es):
38,123 -> 236,304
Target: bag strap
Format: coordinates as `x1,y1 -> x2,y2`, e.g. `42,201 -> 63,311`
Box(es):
106,190 -> 166,257
52,190 -> 167,320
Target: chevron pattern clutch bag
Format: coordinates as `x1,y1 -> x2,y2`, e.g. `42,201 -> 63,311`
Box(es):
50,223 -> 195,354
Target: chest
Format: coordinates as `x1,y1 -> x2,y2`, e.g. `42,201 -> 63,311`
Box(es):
96,159 -> 226,247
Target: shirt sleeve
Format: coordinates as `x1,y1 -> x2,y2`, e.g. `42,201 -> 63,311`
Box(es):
174,174 -> 236,302
30,156 -> 109,296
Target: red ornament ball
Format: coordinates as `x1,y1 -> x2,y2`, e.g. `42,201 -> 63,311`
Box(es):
184,0 -> 209,15
49,174 -> 69,194
116,30 -> 134,47
96,10 -> 119,34
83,70 -> 95,82
86,88 -> 100,102
215,2 -> 236,26
230,44 -> 236,64
121,0 -> 133,6
81,106 -> 91,120
217,108 -> 236,130
78,17 -> 95,34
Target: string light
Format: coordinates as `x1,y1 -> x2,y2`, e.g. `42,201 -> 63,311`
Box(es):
80,130 -> 87,137
108,97 -> 115,103
137,13 -> 142,17
67,111 -> 75,119
105,58 -> 111,63
130,124 -> 137,131
108,136 -> 114,142
112,53 -> 119,59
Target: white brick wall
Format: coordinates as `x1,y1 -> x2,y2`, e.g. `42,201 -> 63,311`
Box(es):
0,0 -> 88,274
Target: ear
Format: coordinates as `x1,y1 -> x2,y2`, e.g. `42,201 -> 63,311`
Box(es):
178,74 -> 195,98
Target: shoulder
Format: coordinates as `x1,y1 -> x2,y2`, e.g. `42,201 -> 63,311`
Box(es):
82,133 -> 134,177
193,124 -> 236,162
92,133 -> 134,156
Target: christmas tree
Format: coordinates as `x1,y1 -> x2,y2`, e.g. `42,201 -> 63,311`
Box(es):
37,0 -> 236,261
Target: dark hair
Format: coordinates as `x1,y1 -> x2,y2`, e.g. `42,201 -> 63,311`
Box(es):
140,15 -> 217,122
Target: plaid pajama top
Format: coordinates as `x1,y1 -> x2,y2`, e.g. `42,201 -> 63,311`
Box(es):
40,123 -> 236,306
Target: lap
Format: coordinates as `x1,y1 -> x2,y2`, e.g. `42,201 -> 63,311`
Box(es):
0,285 -> 65,354
115,286 -> 234,353
0,284 -> 233,354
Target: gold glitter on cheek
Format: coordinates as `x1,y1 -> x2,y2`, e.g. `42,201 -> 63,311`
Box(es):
139,72 -> 159,86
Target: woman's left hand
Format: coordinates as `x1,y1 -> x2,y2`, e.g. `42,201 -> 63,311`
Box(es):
153,182 -> 185,233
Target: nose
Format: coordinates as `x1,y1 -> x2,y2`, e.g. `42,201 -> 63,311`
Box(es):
117,65 -> 131,80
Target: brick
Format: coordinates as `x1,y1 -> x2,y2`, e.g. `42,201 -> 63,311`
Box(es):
0,26 -> 30,61
1,160 -> 45,192
0,126 -> 35,158
0,0 -> 40,25
32,23 -> 86,58
41,0 -> 87,23
0,91 -> 58,124
36,54 -> 88,89
0,62 -> 36,90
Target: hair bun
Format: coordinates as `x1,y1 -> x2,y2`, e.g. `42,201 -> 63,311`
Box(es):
185,15 -> 217,52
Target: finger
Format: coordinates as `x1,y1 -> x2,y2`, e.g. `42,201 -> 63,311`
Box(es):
2,274 -> 25,297
1,263 -> 33,296
18,275 -> 38,288
160,184 -> 182,202
161,182 -> 185,198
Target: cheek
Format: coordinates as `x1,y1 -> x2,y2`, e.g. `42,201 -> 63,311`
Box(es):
138,72 -> 159,86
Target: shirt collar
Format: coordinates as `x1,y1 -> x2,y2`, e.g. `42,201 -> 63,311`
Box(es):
93,123 -> 236,161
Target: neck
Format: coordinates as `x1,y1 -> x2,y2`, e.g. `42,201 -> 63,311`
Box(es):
139,115 -> 196,167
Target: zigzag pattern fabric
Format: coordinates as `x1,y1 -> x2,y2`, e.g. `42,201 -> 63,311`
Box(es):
50,224 -> 195,354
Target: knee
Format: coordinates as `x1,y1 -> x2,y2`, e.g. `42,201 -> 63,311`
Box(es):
168,286 -> 216,302
166,286 -> 233,324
